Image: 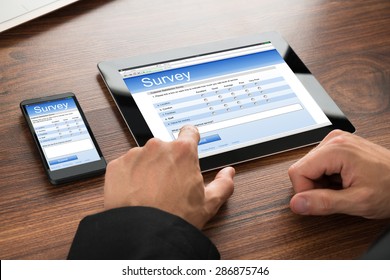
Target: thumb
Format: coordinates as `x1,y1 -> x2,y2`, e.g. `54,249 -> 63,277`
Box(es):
205,167 -> 235,217
290,189 -> 350,216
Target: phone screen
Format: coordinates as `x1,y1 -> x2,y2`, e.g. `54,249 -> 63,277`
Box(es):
23,95 -> 102,171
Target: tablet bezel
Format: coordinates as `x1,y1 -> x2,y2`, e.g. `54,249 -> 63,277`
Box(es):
98,32 -> 355,171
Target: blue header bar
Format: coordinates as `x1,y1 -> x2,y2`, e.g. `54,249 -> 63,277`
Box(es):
25,97 -> 77,117
124,49 -> 284,93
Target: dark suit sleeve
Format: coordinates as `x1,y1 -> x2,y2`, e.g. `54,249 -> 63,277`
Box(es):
67,206 -> 220,260
361,226 -> 390,260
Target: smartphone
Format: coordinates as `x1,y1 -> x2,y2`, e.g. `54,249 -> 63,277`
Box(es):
20,92 -> 107,185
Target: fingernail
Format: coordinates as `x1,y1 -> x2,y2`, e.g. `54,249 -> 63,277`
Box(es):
180,125 -> 198,132
294,196 -> 308,214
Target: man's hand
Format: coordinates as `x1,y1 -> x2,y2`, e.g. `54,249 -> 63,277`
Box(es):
289,130 -> 390,219
104,125 -> 235,229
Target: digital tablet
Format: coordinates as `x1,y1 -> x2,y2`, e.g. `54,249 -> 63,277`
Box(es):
98,32 -> 355,171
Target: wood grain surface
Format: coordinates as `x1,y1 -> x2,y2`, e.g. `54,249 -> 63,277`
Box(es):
0,0 -> 389,259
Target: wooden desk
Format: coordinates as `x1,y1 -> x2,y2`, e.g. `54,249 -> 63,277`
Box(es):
1,0 -> 389,260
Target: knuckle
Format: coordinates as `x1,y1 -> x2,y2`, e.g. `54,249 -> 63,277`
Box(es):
328,129 -> 344,138
122,147 -> 141,161
328,134 -> 349,146
319,194 -> 334,214
287,163 -> 297,178
145,138 -> 163,149
107,155 -> 123,169
143,138 -> 166,156
107,147 -> 141,171
106,159 -> 116,172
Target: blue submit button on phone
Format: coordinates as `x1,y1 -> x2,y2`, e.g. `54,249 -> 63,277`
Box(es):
49,155 -> 78,166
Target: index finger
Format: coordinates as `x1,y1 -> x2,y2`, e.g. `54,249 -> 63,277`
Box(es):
177,125 -> 200,145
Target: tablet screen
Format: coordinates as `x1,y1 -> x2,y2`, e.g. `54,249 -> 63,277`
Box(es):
118,41 -> 332,158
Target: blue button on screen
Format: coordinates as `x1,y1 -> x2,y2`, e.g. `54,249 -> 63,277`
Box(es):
198,134 -> 221,145
49,155 -> 78,165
